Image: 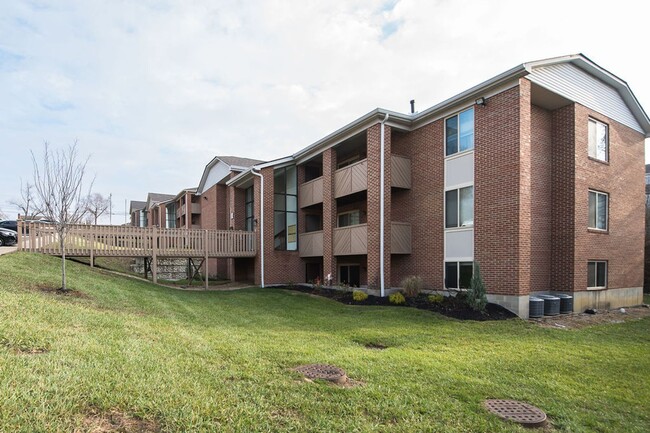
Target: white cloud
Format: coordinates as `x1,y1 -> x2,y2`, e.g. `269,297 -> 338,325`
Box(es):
1,0 -> 648,220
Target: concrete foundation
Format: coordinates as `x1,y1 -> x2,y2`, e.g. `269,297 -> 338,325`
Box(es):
571,287 -> 643,312
487,294 -> 530,318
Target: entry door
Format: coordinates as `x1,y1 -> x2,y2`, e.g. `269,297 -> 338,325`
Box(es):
339,265 -> 360,287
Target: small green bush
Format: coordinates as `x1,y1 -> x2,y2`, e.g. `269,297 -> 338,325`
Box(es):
389,292 -> 406,305
352,290 -> 368,302
401,275 -> 424,297
428,294 -> 444,304
467,262 -> 488,312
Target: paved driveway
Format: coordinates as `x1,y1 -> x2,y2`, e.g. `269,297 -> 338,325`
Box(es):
0,246 -> 17,255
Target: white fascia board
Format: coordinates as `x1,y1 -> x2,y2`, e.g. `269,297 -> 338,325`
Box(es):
226,169 -> 253,187
526,53 -> 650,136
253,156 -> 295,169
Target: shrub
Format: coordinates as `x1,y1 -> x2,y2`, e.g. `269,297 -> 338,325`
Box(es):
352,290 -> 368,302
428,294 -> 444,304
401,275 -> 424,298
466,262 -> 488,312
389,292 -> 406,305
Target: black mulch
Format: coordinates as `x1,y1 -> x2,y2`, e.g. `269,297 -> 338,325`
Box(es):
282,285 -> 517,321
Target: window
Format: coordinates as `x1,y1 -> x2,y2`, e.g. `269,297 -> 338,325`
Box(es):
274,166 -> 297,250
166,204 -> 176,228
339,264 -> 360,287
445,108 -> 474,156
645,173 -> 650,185
305,214 -> 322,232
445,186 -> 474,228
587,261 -> 607,288
245,187 -> 254,231
588,118 -> 608,162
588,190 -> 608,231
140,210 -> 147,227
445,262 -> 473,289
338,210 -> 360,227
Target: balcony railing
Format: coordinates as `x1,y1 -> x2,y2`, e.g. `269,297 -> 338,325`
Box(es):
299,231 -> 323,257
334,155 -> 411,198
299,177 -> 324,208
333,222 -> 411,256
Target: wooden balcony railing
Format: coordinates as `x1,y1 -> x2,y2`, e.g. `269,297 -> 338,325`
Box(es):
334,155 -> 411,198
17,222 -> 256,258
299,177 -> 324,208
299,231 -> 323,257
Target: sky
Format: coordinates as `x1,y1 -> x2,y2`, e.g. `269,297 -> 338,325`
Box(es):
1,0 -> 649,223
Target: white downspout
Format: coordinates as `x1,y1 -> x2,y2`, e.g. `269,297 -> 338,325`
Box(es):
251,168 -> 265,288
380,113 -> 389,297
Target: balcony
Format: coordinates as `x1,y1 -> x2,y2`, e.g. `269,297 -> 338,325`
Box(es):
177,203 -> 202,218
334,155 -> 411,198
333,222 -> 411,256
299,177 -> 324,208
334,224 -> 367,255
299,231 -> 323,257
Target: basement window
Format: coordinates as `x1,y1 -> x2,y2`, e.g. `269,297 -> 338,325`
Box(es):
587,260 -> 607,289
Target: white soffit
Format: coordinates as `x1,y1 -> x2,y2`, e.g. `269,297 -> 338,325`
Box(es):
528,62 -> 643,133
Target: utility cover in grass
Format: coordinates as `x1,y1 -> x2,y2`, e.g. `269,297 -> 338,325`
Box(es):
484,399 -> 547,428
293,364 -> 348,385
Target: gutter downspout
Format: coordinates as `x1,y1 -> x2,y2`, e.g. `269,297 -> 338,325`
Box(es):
380,113 -> 389,297
251,168 -> 265,288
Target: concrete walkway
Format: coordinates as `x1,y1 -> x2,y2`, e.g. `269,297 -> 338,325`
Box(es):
0,246 -> 17,256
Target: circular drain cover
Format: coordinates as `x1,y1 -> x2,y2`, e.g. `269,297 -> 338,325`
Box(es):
484,399 -> 547,427
294,364 -> 348,384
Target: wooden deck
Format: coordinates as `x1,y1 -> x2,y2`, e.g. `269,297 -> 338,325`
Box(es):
17,222 -> 256,287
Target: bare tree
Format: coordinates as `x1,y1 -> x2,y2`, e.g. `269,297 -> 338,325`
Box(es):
31,141 -> 93,291
85,193 -> 110,225
9,179 -> 35,219
0,209 -> 7,220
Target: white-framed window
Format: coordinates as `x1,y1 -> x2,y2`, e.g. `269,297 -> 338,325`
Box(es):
445,186 -> 474,228
445,108 -> 474,156
445,261 -> 473,289
338,210 -> 360,227
588,190 -> 608,231
588,118 -> 608,162
587,260 -> 607,289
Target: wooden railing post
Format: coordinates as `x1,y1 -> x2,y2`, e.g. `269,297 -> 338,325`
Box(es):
152,226 -> 158,284
17,220 -> 22,251
204,230 -> 209,290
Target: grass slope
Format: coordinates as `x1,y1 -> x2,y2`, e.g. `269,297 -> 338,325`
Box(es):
0,252 -> 648,432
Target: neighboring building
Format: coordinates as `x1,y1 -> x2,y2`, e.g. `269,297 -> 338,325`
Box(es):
173,188 -> 202,230
145,193 -> 176,228
645,164 -> 650,292
223,53 -> 649,317
195,156 -> 263,278
129,200 -> 146,227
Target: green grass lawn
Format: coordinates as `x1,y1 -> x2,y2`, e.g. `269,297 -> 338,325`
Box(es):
1,252 -> 648,432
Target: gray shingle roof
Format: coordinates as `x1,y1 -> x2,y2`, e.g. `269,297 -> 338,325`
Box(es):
129,200 -> 146,212
217,156 -> 264,168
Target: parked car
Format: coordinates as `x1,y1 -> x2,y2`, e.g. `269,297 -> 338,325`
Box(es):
0,228 -> 17,246
0,220 -> 17,232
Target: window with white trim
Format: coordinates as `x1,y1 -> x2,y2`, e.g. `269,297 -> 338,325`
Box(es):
588,118 -> 608,162
445,186 -> 474,228
445,108 -> 474,156
445,261 -> 473,289
588,190 -> 608,231
587,260 -> 607,288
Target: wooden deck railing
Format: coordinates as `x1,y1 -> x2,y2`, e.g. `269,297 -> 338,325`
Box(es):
17,222 -> 256,258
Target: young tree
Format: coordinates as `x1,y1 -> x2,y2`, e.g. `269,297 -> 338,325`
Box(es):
9,178 -> 35,220
85,193 -> 110,225
31,141 -> 93,291
467,262 -> 488,312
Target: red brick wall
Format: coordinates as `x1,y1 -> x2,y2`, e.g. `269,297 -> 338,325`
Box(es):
322,148 -> 338,283
200,183 -> 228,278
258,167 -> 303,286
390,124 -> 445,289
572,105 -> 645,291
550,104 -> 576,290
530,105 -> 553,292
475,84 -> 529,295
366,123 -> 391,290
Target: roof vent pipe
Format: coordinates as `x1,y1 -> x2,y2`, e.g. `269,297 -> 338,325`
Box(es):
410,99 -> 415,114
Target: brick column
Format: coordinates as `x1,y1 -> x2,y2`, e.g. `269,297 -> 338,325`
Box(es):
226,184 -> 237,281
366,123 -> 392,293
322,148 -> 337,284
518,78 -> 532,295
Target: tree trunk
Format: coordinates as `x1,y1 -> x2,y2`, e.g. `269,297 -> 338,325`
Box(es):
60,233 -> 67,291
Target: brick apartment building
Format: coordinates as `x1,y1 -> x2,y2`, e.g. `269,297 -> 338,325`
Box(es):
132,54 -> 650,318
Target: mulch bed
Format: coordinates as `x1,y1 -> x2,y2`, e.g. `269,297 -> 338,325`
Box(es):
37,286 -> 91,299
283,286 -> 516,321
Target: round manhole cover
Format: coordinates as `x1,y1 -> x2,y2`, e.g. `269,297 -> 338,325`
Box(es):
484,399 -> 547,427
293,364 -> 348,384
